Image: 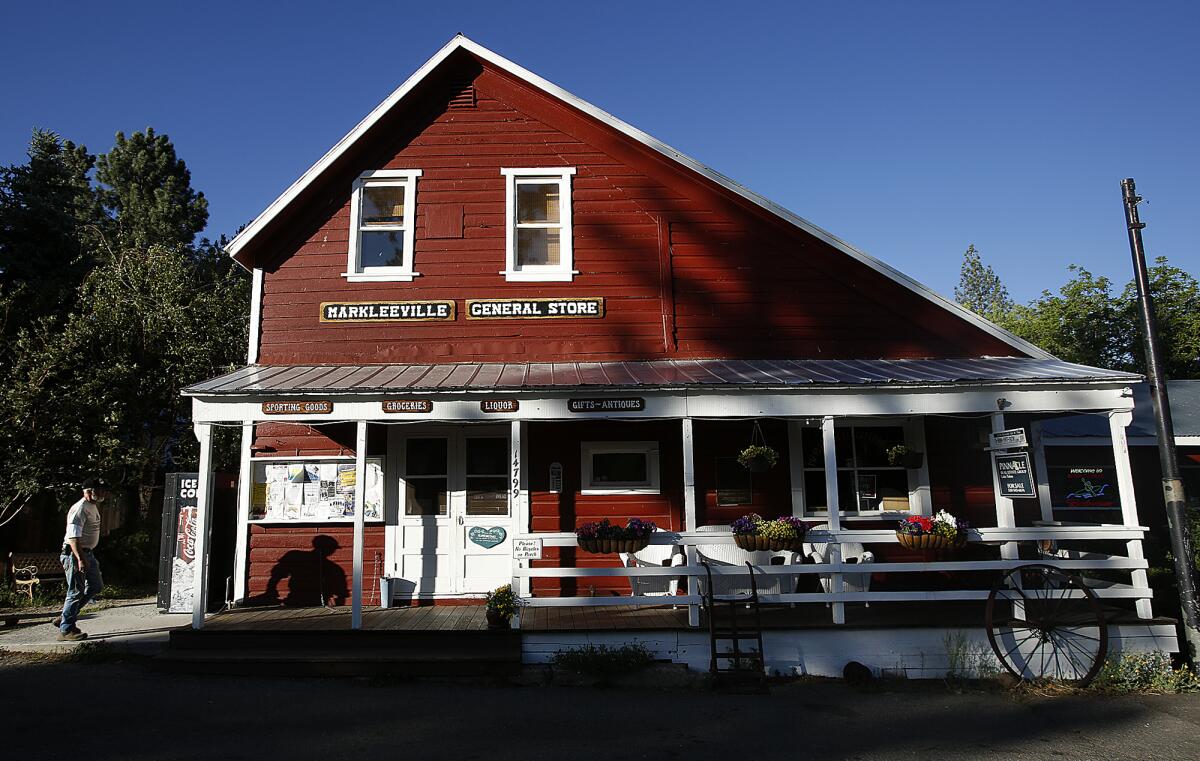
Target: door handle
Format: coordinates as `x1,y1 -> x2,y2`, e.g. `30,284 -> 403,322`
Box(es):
458,516 -> 464,525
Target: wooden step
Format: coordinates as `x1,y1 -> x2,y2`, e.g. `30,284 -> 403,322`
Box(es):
156,648 -> 521,678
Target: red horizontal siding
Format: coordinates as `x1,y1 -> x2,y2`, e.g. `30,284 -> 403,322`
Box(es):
252,57 -> 1020,366
245,524 -> 386,607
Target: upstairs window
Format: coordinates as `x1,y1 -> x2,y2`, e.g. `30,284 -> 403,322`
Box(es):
501,167 -> 576,282
345,169 -> 422,281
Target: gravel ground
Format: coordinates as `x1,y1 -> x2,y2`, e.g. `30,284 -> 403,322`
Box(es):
2,652 -> 1198,760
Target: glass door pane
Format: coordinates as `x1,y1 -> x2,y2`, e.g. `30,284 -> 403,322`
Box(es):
405,437 -> 448,516
465,437 -> 509,516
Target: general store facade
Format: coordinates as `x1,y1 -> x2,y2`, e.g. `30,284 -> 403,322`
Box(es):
182,36 -> 1176,676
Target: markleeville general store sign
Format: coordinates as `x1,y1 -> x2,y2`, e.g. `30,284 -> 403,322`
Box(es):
319,298 -> 605,323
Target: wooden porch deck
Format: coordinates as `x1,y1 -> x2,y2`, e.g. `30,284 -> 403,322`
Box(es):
195,600 -> 1061,633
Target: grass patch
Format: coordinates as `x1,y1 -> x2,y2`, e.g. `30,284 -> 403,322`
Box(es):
551,643 -> 656,679
1091,651 -> 1200,695
0,642 -> 142,667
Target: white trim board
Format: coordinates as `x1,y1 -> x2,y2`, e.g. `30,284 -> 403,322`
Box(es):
222,34 -> 1049,360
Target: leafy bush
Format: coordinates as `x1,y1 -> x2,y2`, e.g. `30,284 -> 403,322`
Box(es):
1093,651 -> 1200,694
95,526 -> 158,585
551,643 -> 656,677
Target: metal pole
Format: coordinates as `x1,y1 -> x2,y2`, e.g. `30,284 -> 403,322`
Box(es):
1121,177 -> 1200,662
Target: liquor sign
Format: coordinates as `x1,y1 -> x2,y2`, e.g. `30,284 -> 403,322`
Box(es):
466,297 -> 605,320
989,428 -> 1028,450
262,400 -> 333,415
381,399 -> 433,414
995,452 -> 1036,498
481,399 -> 520,413
514,538 -> 543,560
319,300 -> 455,323
567,398 -> 645,413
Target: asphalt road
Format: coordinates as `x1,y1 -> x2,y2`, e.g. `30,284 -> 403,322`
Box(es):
3,655 -> 1199,760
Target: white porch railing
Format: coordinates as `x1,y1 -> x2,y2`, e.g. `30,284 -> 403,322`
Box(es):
509,525 -> 1154,624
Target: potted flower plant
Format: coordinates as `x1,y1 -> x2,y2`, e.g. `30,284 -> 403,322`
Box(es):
886,444 -> 924,469
737,444 -> 779,473
895,510 -> 969,550
730,513 -> 807,551
485,583 -> 518,629
575,517 -> 657,554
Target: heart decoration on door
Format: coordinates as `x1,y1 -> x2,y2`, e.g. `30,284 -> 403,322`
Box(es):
468,526 -> 507,549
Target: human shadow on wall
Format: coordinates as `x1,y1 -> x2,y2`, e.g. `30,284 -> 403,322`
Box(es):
255,535 -> 349,607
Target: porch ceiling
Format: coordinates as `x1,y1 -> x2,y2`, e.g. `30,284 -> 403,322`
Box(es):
184,358 -> 1139,397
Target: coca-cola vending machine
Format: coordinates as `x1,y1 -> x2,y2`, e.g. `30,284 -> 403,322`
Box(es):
158,472 -> 199,612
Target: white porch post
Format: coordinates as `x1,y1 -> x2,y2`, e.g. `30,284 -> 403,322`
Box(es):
787,421 -> 805,517
1030,420 -> 1055,523
191,423 -> 214,629
682,417 -> 699,627
510,420 -> 529,628
821,416 -> 845,625
351,421 -> 367,630
990,413 -> 1020,561
232,423 -> 253,604
1110,409 -> 1154,619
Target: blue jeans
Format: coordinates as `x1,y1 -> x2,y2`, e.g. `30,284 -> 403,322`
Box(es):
60,551 -> 103,633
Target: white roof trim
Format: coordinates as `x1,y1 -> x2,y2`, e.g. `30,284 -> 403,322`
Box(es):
225,34 -> 1052,360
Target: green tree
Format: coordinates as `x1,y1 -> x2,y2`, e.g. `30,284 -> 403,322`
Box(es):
94,128 -> 208,250
0,130 -> 99,336
1121,257 -> 1200,379
954,244 -> 1014,324
1003,265 -> 1126,370
0,129 -> 247,532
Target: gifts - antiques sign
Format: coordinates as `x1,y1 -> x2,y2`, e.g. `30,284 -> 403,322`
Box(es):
320,300 -> 455,323
466,298 -> 605,319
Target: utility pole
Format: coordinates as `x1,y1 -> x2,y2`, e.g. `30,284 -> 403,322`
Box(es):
1120,177 -> 1200,663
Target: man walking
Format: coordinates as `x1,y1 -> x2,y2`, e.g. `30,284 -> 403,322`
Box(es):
56,476 -> 110,641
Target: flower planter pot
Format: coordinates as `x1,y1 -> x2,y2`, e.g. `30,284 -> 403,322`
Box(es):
901,451 -> 925,469
743,456 -> 774,473
895,532 -> 967,551
485,609 -> 511,630
578,536 -> 652,554
734,534 -> 804,552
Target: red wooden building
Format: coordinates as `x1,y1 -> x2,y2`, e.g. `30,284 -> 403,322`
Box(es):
183,36 -> 1175,678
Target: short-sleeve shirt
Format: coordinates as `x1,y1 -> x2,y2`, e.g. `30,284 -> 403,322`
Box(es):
64,498 -> 101,550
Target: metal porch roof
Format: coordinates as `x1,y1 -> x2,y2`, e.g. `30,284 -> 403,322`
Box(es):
184,358 -> 1140,397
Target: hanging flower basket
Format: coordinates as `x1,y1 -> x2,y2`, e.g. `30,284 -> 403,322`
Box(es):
575,518 -> 657,554
733,534 -> 804,552
577,536 -> 652,554
895,532 -> 967,551
895,511 -> 969,551
737,421 -> 779,472
730,514 -> 806,552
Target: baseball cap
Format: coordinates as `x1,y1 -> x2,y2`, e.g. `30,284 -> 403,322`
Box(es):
81,476 -> 111,491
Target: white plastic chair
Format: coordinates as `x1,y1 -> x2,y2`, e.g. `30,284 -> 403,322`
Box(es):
693,524 -> 785,599
802,523 -> 875,605
619,540 -> 684,599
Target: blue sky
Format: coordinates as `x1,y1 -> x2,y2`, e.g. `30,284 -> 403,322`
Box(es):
1,1 -> 1196,302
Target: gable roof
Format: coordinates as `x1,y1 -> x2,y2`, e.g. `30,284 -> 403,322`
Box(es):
225,34 -> 1052,360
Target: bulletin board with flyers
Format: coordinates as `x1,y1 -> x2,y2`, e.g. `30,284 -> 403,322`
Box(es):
248,458 -> 385,523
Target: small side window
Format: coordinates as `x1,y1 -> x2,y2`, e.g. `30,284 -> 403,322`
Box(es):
345,169 -> 422,281
581,441 -> 660,495
501,167 -> 576,282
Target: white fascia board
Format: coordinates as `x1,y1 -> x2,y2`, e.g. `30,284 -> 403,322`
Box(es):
225,35 -> 1049,359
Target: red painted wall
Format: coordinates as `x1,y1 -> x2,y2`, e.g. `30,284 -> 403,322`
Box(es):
245,524 -> 385,607
250,53 -> 1022,366
527,420 -> 683,596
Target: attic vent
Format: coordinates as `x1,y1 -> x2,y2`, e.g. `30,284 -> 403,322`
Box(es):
448,83 -> 477,109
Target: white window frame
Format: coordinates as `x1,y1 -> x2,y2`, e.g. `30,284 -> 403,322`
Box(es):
581,441 -> 660,495
501,167 -> 576,282
345,168 -> 422,282
792,418 -> 931,520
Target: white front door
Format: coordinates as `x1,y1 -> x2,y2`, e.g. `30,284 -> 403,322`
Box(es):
392,427 -> 513,598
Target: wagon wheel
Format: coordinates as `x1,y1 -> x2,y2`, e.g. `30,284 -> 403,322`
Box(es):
985,564 -> 1108,686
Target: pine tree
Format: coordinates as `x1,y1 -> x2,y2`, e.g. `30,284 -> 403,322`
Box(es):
954,244 -> 1014,324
